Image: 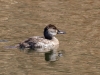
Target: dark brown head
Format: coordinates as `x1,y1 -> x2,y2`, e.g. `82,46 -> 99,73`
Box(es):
44,24 -> 66,40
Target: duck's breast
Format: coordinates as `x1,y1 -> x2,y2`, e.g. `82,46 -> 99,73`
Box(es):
32,37 -> 59,53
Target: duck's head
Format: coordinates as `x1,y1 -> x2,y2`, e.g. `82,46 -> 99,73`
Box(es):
44,24 -> 66,40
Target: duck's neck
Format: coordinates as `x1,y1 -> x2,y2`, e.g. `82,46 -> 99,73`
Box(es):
44,31 -> 53,40
44,35 -> 52,40
44,31 -> 59,43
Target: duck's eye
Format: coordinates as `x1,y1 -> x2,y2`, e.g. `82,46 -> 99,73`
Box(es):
53,27 -> 56,29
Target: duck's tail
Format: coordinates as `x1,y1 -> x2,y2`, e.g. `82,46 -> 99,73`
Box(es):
4,44 -> 20,49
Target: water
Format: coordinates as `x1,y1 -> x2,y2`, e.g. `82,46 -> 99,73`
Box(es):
0,0 -> 100,75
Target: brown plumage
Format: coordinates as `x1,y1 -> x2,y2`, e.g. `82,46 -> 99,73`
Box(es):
6,24 -> 66,61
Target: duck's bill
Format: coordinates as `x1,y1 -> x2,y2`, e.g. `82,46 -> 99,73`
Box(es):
57,30 -> 66,34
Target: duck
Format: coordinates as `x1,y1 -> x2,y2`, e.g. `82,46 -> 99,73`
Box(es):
19,24 -> 66,61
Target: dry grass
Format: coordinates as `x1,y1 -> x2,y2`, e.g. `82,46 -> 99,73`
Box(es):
0,0 -> 100,75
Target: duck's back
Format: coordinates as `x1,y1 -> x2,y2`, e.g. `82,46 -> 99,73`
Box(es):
19,36 -> 58,52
